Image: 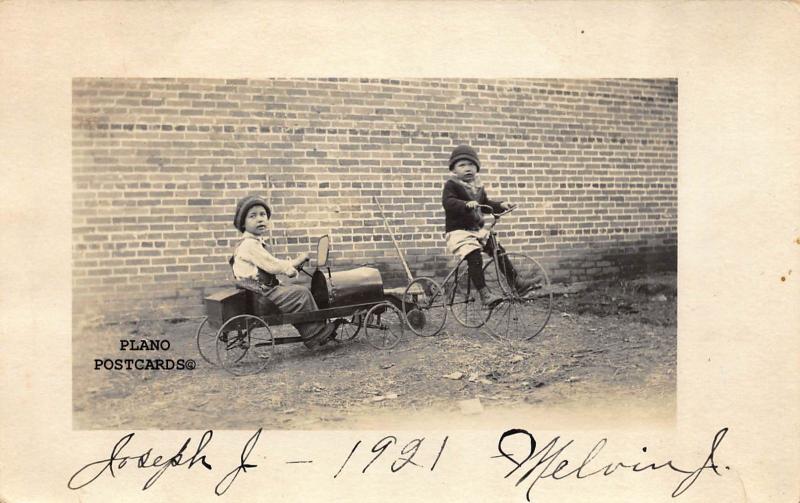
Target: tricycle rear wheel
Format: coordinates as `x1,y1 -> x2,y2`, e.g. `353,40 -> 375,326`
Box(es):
402,277 -> 447,337
449,258 -> 491,328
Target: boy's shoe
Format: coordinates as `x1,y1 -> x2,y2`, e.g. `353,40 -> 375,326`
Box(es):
513,276 -> 542,297
478,287 -> 503,309
304,334 -> 330,351
304,319 -> 343,350
325,318 -> 345,343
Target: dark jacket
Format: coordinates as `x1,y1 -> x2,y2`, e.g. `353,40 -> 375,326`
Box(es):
441,178 -> 504,233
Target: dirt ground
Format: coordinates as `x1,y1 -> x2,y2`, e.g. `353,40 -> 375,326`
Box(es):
73,273 -> 676,430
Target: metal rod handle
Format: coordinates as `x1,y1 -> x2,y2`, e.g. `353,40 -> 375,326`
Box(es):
372,196 -> 414,283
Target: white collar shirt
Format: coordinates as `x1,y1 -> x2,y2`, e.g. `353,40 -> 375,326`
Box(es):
231,231 -> 296,280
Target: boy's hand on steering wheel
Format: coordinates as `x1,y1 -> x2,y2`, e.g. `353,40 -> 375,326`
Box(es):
292,252 -> 310,269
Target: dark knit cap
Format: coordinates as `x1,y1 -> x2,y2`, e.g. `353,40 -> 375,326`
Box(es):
448,144 -> 481,172
233,195 -> 271,232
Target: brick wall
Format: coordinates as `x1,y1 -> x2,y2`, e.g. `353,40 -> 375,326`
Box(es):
72,78 -> 677,323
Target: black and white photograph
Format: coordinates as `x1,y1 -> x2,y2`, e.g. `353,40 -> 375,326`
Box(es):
72,77 -> 678,429
1,2 -> 798,502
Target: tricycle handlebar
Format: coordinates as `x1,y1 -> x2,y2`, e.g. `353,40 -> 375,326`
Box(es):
477,204 -> 517,217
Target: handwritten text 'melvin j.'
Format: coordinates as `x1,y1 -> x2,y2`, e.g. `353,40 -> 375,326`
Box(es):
495,427 -> 729,500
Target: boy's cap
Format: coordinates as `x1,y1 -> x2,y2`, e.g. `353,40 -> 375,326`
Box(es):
448,144 -> 481,172
234,195 -> 271,232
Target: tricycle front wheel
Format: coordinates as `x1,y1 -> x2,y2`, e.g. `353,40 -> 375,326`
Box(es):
482,253 -> 552,341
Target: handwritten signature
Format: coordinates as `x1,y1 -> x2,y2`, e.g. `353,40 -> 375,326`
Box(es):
67,427 -> 729,499
68,429 -> 262,495
495,427 -> 729,500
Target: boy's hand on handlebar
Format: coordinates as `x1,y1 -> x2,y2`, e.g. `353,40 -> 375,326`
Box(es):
465,200 -> 479,209
500,202 -> 517,210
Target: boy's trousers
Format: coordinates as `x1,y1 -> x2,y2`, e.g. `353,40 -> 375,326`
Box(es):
255,284 -> 328,347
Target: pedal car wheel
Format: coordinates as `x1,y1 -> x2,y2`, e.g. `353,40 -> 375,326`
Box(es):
215,314 -> 275,376
335,312 -> 363,342
482,253 -> 553,341
195,317 -> 217,366
402,277 -> 446,337
364,302 -> 404,350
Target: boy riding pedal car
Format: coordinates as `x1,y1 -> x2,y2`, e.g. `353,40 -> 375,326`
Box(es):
230,195 -> 340,350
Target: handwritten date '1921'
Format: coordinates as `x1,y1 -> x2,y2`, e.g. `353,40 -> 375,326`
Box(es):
334,436 -> 448,478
